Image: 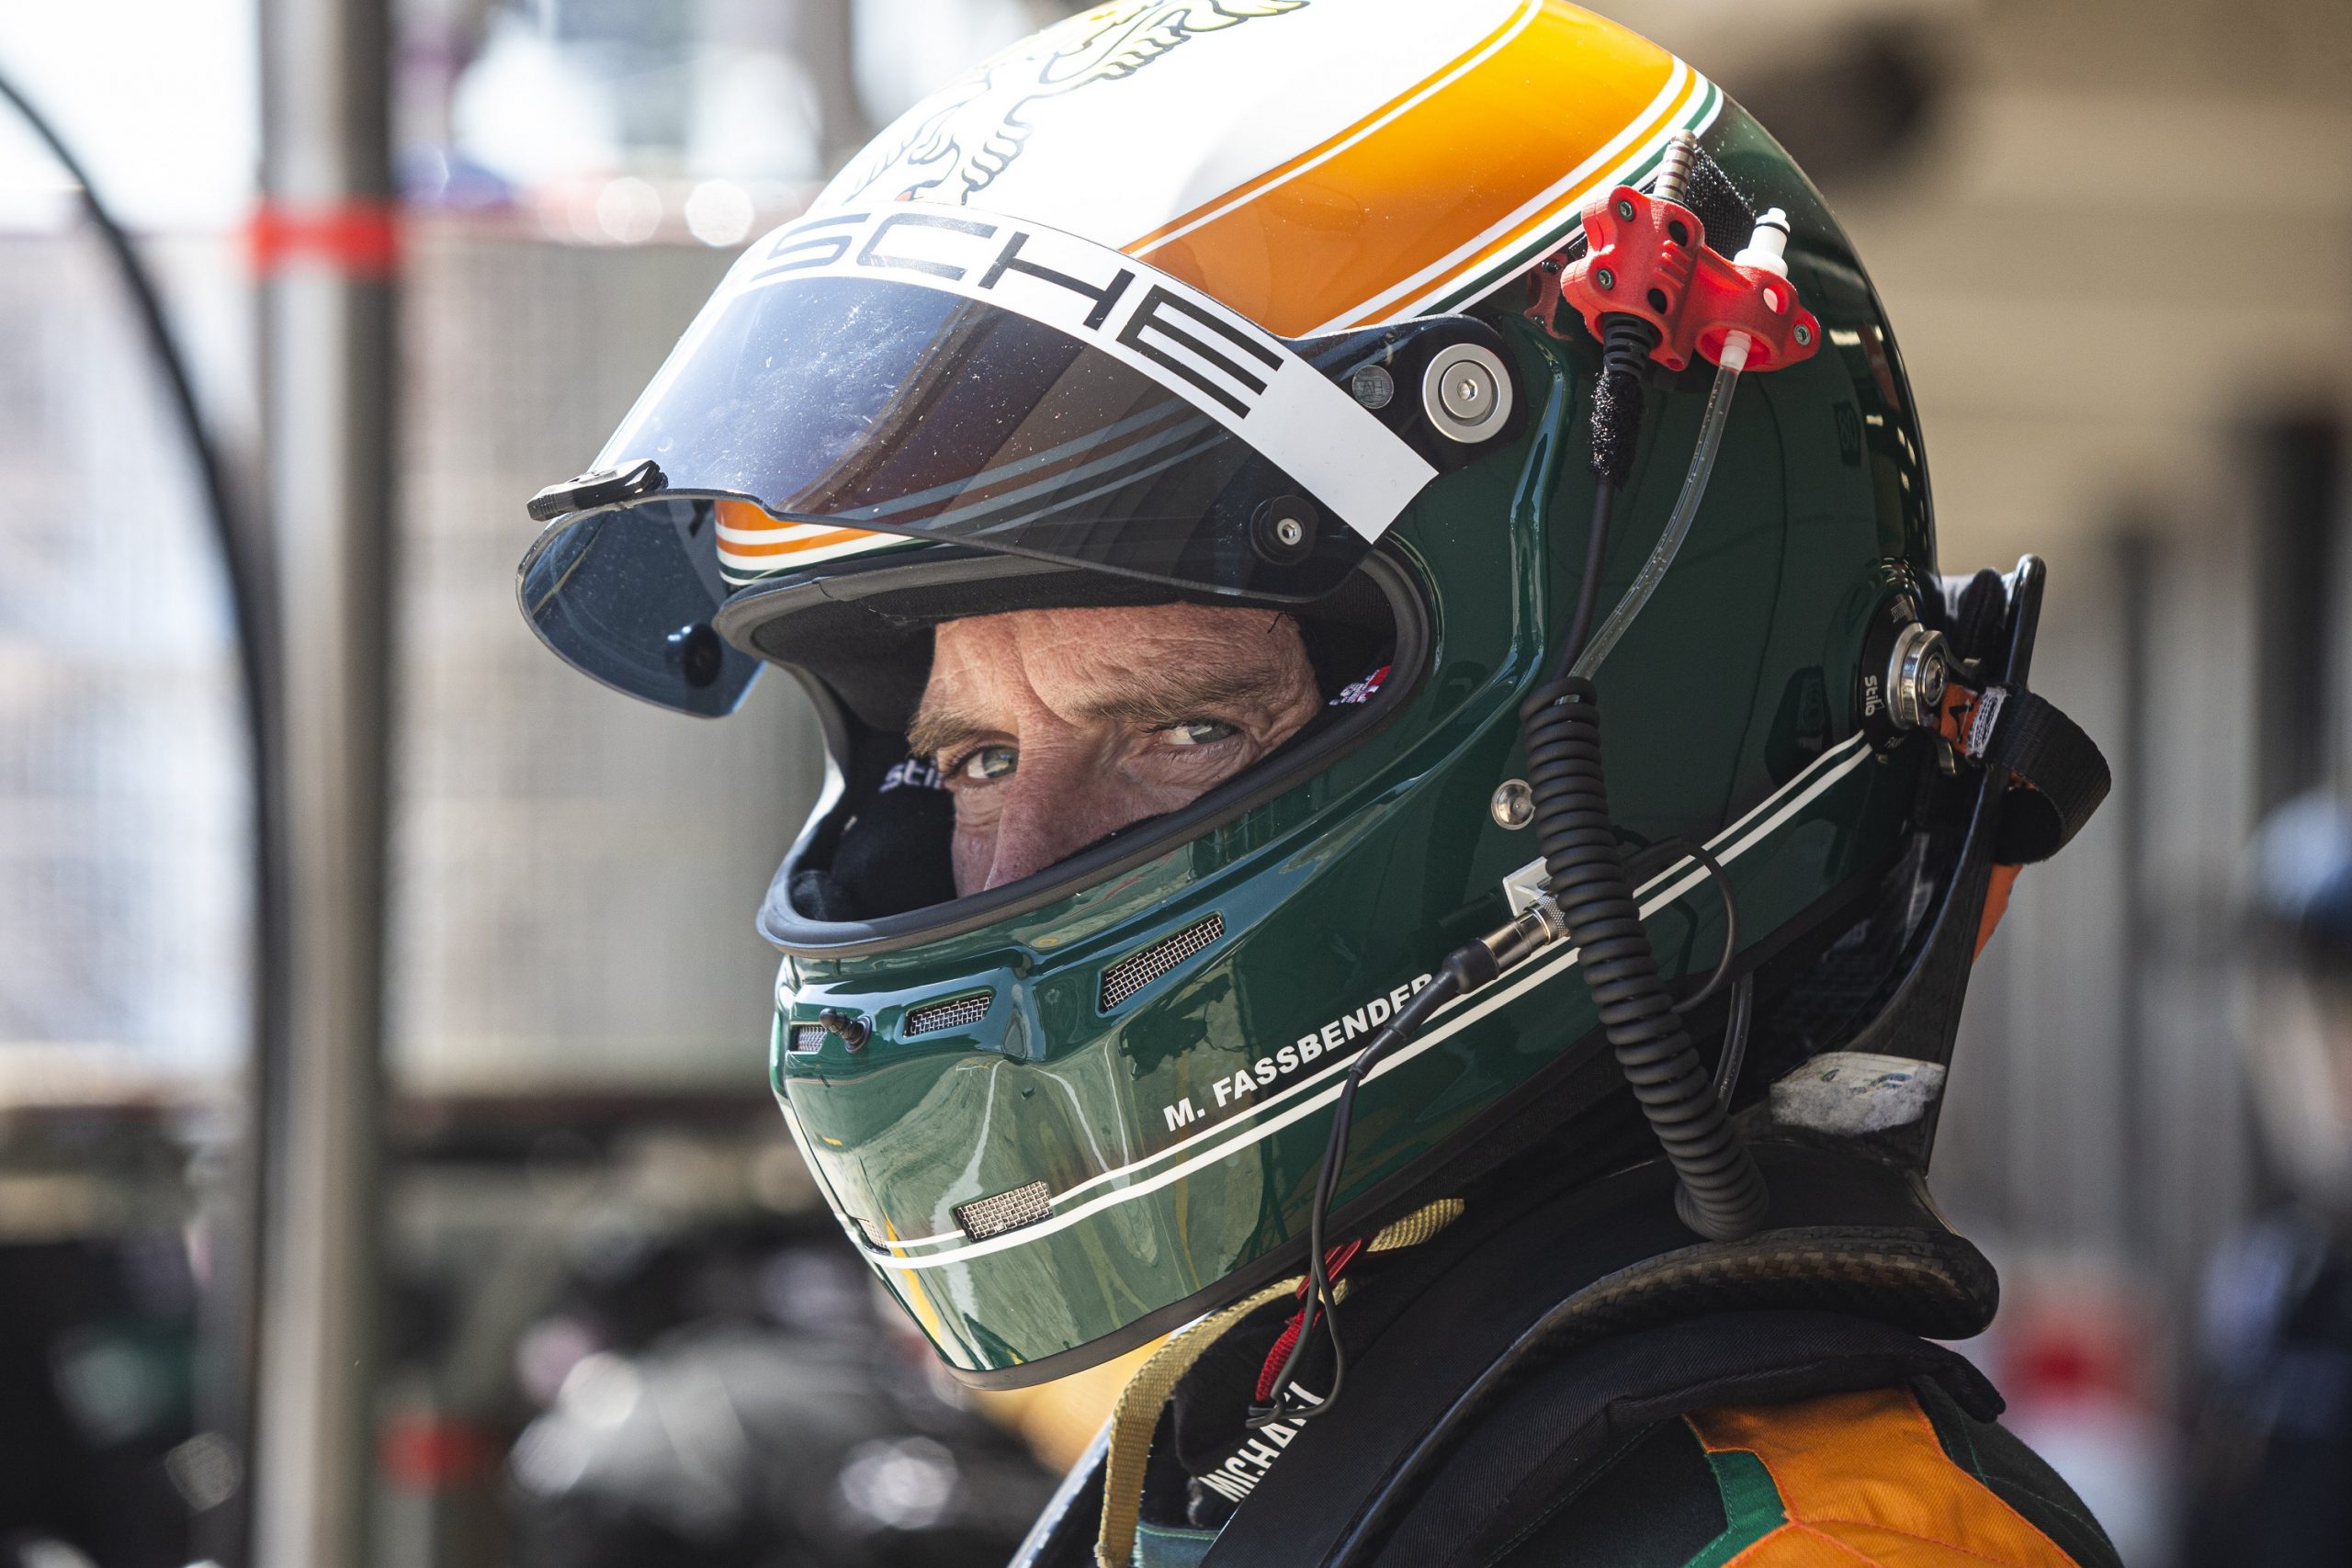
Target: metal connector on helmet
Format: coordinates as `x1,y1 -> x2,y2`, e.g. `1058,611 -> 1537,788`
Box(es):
1885,621 -> 1953,732
1475,899 -> 1570,978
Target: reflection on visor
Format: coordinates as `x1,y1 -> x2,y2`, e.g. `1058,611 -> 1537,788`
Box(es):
607,275 -> 1355,597
711,501 -> 905,579
597,204 -> 1440,598
518,205 -> 1469,716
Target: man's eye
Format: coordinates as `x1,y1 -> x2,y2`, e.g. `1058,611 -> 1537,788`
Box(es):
1162,719 -> 1238,748
957,744 -> 1019,781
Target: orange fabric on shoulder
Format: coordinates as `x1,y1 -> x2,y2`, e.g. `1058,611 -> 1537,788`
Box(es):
1688,1387 -> 2083,1567
1974,863 -> 2023,960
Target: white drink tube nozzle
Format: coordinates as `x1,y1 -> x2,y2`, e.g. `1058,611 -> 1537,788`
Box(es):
1720,207 -> 1792,373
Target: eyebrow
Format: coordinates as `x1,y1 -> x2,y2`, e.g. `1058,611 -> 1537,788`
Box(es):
907,664 -> 1303,758
907,698 -> 994,761
1070,665 -> 1304,730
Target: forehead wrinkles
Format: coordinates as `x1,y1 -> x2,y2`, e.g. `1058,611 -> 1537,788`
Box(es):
917,605 -> 1305,748
1006,607 -> 1300,725
910,618 -> 1023,753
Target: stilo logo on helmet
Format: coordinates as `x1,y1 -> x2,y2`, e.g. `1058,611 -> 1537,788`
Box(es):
1250,130 -> 1828,1430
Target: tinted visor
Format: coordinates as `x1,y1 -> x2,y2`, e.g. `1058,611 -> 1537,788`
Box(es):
518,496 -> 763,716
621,276 -> 1389,594
519,206 -> 1456,716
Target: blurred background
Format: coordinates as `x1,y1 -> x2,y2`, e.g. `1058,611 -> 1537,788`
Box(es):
0,0 -> 2345,1563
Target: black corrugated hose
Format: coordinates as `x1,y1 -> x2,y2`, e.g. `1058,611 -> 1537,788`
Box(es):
1516,310 -> 1768,1242
1254,311 -> 1771,1430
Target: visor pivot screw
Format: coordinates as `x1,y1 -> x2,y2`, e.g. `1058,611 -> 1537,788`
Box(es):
1250,496 -> 1318,565
1491,779 -> 1536,829
819,1009 -> 871,1051
1422,344 -> 1515,444
1595,266 -> 1617,292
1793,323 -> 1813,347
1350,364 -> 1396,410
1615,197 -> 1638,222
669,623 -> 724,690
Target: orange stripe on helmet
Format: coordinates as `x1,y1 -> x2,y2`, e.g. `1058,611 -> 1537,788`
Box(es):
1332,67 -> 1706,333
1128,1 -> 1681,338
719,525 -> 891,558
711,499 -> 888,557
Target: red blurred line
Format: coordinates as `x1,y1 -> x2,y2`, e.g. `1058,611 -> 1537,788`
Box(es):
247,200 -> 401,277
379,1414 -> 498,1490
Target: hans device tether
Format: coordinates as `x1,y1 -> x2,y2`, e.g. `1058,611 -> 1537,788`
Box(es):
1252,133 -> 1813,1431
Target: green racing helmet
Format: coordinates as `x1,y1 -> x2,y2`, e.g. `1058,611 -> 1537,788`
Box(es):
515,0 -> 2107,1387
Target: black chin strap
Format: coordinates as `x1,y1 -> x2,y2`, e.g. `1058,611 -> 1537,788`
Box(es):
1939,682 -> 2111,864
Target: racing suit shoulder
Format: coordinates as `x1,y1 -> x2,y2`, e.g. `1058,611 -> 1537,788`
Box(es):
1488,1382 -> 2121,1568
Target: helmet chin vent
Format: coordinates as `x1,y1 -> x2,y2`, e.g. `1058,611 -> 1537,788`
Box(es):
903,990 -> 993,1037
1100,914 -> 1225,1011
953,1179 -> 1054,1241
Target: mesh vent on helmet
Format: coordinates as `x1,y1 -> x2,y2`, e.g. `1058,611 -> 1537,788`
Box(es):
790,1023 -> 830,1054
953,1180 -> 1054,1241
1099,914 -> 1225,1011
903,991 -> 992,1037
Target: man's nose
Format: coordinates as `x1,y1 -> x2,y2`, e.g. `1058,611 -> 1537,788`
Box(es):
979,746 -> 1129,890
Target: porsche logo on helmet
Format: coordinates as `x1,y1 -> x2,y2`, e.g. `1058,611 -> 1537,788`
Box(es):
833,0 -> 1309,205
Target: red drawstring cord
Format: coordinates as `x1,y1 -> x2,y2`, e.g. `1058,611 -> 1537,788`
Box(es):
1255,1238 -> 1366,1404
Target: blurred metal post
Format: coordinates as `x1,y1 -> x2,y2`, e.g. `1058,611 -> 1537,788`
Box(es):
2109,525 -> 2156,1270
2250,417 -> 2342,814
800,0 -> 873,170
249,0 -> 399,1562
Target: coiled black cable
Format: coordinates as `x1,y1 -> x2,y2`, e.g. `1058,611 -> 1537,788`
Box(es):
1517,307 -> 1769,1242
1251,299 -> 1770,1430
1515,673 -> 1768,1239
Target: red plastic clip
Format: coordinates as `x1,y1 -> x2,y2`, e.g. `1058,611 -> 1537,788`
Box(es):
1527,186 -> 1821,374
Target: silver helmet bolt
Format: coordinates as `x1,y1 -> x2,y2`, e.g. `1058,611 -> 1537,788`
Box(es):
1350,363 -> 1395,409
1885,623 -> 1954,732
1421,344 -> 1514,444
1491,779 -> 1536,829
